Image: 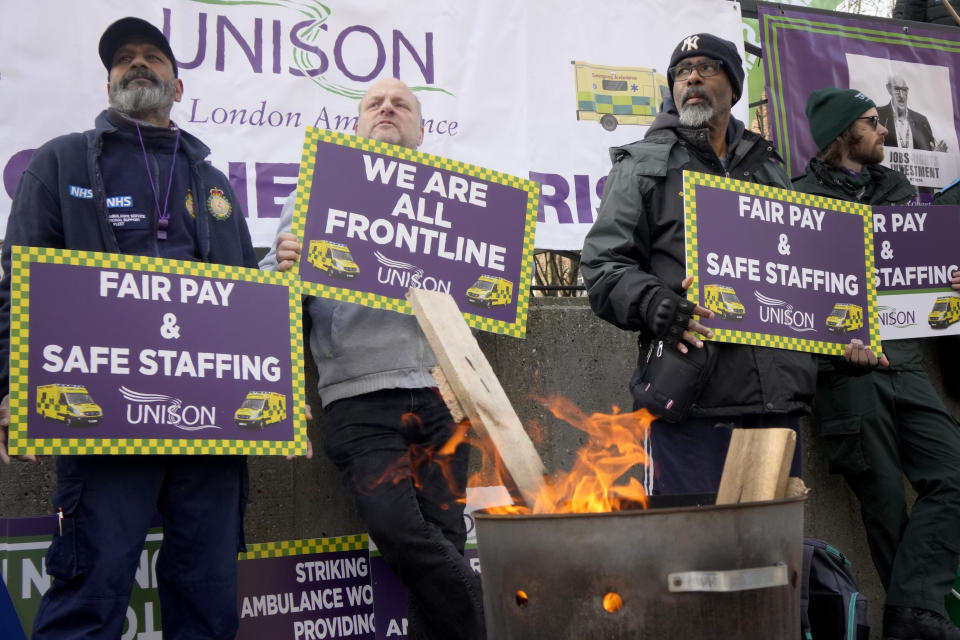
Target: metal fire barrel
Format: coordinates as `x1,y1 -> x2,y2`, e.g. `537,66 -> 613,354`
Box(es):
475,495 -> 804,639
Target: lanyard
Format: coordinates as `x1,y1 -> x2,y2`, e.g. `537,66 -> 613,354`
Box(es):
135,123 -> 181,240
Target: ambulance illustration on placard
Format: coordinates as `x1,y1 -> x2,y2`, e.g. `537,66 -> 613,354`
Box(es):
307,240 -> 359,279
703,284 -> 745,320
36,384 -> 103,426
928,295 -> 960,329
826,303 -> 863,334
572,61 -> 668,131
234,392 -> 287,430
465,275 -> 514,308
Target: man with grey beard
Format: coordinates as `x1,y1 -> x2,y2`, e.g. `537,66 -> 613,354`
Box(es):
0,17 -> 256,639
581,33 -> 818,495
108,60 -> 179,120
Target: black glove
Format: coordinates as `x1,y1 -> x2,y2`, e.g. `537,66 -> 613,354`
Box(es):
645,287 -> 695,345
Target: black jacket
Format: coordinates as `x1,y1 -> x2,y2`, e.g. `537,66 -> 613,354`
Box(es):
894,0 -> 960,25
581,111 -> 817,417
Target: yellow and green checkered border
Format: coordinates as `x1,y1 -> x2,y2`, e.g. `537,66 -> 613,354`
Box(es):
240,534 -> 369,560
682,171 -> 880,356
288,128 -> 539,338
8,246 -> 308,457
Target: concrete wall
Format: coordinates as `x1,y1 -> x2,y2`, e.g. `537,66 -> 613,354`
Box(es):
3,296 -> 959,638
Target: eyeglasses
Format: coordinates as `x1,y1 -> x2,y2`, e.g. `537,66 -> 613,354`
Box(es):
856,115 -> 881,130
671,59 -> 723,81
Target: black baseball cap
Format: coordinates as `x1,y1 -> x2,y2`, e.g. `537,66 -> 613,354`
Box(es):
667,33 -> 744,105
99,17 -> 178,76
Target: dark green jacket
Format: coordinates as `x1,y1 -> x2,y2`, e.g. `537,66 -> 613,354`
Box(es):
792,158 -> 915,205
793,159 -> 924,370
934,178 -> 960,205
581,112 -> 816,418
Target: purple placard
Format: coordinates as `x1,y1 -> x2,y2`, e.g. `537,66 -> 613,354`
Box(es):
290,130 -> 539,337
369,546 -> 480,640
237,546 -> 374,640
685,172 -> 879,355
873,204 -> 960,339
760,5 -> 960,193
0,515 -> 55,538
370,552 -> 409,640
9,248 -> 305,456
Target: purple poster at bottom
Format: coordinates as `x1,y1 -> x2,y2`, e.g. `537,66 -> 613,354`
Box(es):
369,546 -> 481,640
237,539 -> 374,640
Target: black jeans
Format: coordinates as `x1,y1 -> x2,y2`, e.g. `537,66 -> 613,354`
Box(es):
815,369 -> 960,614
323,387 -> 484,640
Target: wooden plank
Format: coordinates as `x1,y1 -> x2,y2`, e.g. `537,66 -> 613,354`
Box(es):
407,288 -> 546,503
716,428 -> 797,505
431,367 -> 466,423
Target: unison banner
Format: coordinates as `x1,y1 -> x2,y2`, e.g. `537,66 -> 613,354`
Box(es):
873,204 -> 960,340
760,4 -> 960,194
0,0 -> 744,251
292,130 -> 537,337
8,248 -> 307,456
684,172 -> 880,356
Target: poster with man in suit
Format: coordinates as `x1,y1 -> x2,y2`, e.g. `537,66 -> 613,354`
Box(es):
877,74 -> 949,152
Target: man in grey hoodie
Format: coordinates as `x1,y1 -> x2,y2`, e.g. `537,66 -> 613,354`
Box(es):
260,77 -> 484,640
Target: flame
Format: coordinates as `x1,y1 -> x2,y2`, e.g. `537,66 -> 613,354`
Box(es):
361,395 -> 654,516
361,414 -> 471,507
477,396 -> 654,515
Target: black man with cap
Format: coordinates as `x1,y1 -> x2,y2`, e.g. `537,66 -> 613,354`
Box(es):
581,33 -> 820,495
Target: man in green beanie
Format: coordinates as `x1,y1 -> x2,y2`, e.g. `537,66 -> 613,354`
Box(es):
795,86 -> 960,640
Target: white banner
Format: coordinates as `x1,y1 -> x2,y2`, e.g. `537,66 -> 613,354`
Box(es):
0,0 -> 744,250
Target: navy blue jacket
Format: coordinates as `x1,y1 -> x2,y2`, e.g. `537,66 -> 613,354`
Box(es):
0,110 -> 257,396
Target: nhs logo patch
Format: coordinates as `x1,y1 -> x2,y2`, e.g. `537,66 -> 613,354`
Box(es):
68,185 -> 93,199
106,195 -> 133,208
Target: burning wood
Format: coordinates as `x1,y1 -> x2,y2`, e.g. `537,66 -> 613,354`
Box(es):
409,288 -> 657,514
480,397 -> 652,514
407,289 -> 547,503
409,289 -> 800,516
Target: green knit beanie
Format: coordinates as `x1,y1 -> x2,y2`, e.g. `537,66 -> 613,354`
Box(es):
805,87 -> 876,150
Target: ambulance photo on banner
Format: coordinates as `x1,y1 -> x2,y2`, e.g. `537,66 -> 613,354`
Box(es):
759,4 -> 960,197
0,0 -> 743,251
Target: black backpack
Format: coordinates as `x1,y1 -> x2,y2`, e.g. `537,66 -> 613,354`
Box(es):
801,538 -> 870,640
